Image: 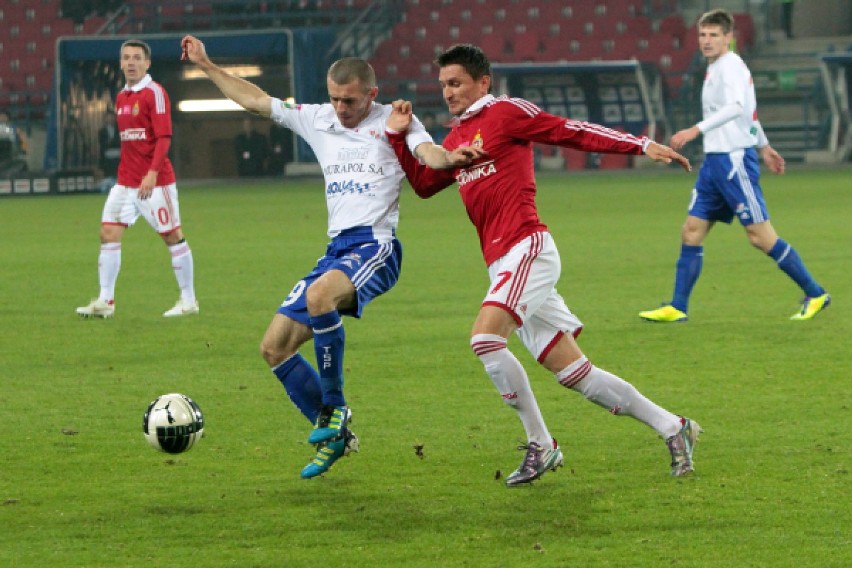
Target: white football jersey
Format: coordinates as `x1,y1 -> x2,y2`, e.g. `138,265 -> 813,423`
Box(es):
697,51 -> 768,153
270,98 -> 432,240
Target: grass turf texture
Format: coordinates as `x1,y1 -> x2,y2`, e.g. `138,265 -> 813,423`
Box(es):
1,167 -> 849,567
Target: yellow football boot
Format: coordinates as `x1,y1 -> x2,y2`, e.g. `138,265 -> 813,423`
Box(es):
790,293 -> 831,321
639,304 -> 688,323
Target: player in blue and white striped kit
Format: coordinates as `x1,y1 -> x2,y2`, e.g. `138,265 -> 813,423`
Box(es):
181,35 -> 480,478
640,9 -> 830,323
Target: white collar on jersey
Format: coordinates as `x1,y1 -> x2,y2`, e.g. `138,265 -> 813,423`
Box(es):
316,101 -> 383,132
450,94 -> 495,126
124,74 -> 153,93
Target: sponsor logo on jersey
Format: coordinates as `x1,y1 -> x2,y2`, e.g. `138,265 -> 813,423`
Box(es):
323,162 -> 384,175
120,128 -> 147,141
326,179 -> 373,196
456,159 -> 496,186
338,147 -> 369,161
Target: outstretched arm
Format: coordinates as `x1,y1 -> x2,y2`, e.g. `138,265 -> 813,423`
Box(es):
644,141 -> 692,172
389,100 -> 486,169
181,35 -> 272,117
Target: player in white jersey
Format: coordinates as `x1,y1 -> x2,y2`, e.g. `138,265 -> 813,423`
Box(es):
180,35 -> 479,479
639,9 -> 830,323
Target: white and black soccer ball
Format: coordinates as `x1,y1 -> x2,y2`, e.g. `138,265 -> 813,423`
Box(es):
143,393 -> 204,454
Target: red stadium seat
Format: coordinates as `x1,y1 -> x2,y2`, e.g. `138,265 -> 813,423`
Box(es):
508,29 -> 543,62
479,31 -> 511,61
626,15 -> 653,37
732,12 -> 755,51
657,14 -> 687,43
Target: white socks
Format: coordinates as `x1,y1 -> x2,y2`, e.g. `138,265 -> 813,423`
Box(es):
557,356 -> 681,438
97,242 -> 121,302
168,241 -> 196,302
471,334 -> 552,446
95,240 -> 196,305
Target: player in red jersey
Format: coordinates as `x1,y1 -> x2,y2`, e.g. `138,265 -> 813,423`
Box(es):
386,44 -> 702,485
76,39 -> 198,319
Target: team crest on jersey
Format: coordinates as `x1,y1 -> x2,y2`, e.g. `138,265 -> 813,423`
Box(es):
132,102 -> 140,116
471,130 -> 484,148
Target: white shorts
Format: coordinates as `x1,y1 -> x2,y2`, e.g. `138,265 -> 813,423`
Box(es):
484,231 -> 583,362
101,183 -> 182,235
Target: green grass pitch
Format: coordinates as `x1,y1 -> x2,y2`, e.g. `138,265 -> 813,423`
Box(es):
1,166 -> 849,567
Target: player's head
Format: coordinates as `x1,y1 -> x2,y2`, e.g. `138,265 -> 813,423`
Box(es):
697,9 -> 734,62
120,39 -> 152,87
435,44 -> 492,117
327,57 -> 378,128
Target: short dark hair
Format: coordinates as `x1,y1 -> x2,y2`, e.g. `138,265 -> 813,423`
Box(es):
698,9 -> 734,34
328,57 -> 376,90
436,44 -> 491,81
120,39 -> 151,60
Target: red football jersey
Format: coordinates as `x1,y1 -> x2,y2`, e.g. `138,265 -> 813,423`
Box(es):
393,95 -> 649,265
115,74 -> 176,187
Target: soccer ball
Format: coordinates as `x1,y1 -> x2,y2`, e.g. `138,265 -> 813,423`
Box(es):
143,393 -> 205,454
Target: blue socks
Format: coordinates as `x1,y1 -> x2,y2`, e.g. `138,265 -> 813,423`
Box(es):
272,353 -> 322,423
768,239 -> 824,297
310,310 -> 346,408
671,244 -> 703,313
667,238 -> 822,314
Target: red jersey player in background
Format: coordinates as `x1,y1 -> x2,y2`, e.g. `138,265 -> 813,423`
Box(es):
76,39 -> 198,319
386,43 -> 701,486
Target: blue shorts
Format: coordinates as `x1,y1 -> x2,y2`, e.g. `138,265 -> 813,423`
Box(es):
277,226 -> 402,325
688,148 -> 769,226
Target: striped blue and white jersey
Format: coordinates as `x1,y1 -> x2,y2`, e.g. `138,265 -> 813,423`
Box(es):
697,51 -> 769,153
270,98 -> 432,241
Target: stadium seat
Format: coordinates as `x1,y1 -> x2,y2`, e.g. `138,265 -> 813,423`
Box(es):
626,15 -> 653,37
732,12 -> 755,51
657,14 -> 687,43
606,38 -> 637,61
621,0 -> 645,17
479,31 -> 510,61
508,29 -> 543,62
538,4 -> 578,25
681,26 -> 699,53
668,48 -> 697,73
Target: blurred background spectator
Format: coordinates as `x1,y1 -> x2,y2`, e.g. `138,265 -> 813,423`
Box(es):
234,117 -> 269,177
